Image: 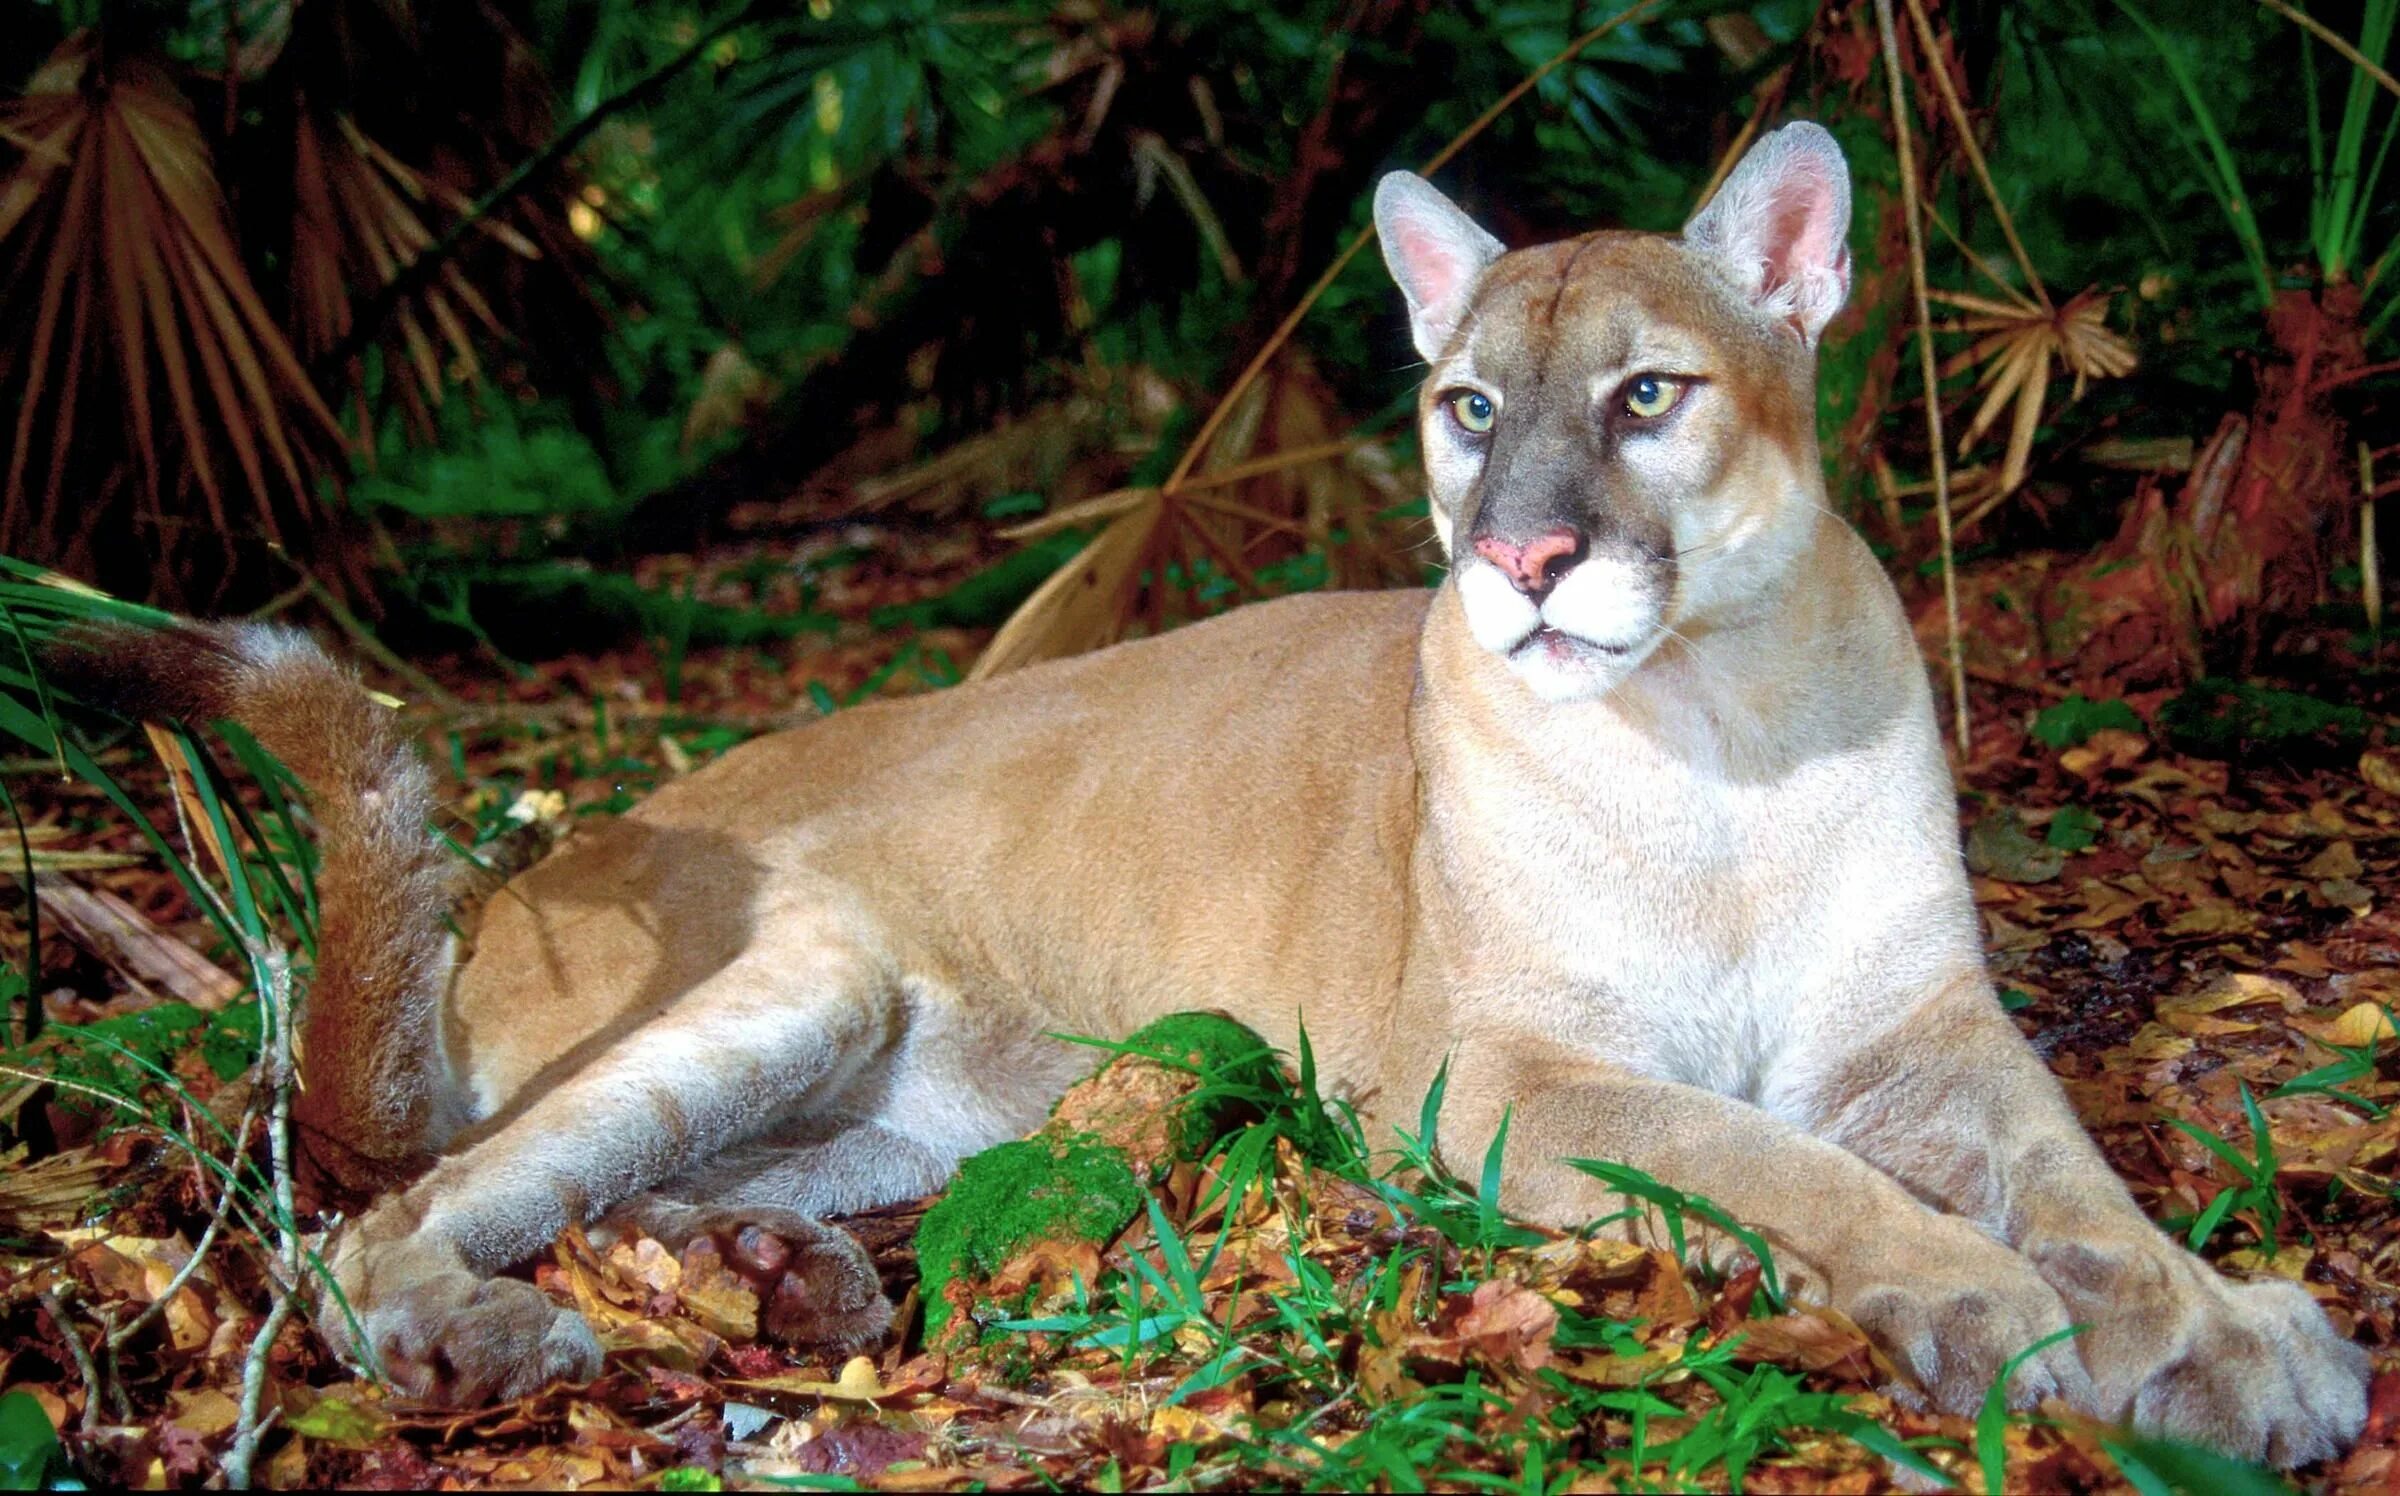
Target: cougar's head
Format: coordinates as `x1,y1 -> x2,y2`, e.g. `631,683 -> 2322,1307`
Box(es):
1375,122 -> 1851,703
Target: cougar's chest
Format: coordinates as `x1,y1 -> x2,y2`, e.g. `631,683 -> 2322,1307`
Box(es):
1422,698 -> 1917,1100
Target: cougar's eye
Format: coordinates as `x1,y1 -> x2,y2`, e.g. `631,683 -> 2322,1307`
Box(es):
1448,390 -> 1496,434
1623,374 -> 1683,419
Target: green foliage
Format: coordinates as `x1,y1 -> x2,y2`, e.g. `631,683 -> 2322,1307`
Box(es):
2270,1021 -> 2391,1118
2161,678 -> 2370,760
0,1391 -> 57,1491
2031,694 -> 2144,749
2103,1435 -> 2298,1496
2044,803 -> 2103,852
1567,1157 -> 1786,1313
2166,1083 -> 2284,1249
1977,1324 -> 2085,1494
21,1001 -> 264,1119
1652,1342 -> 1952,1492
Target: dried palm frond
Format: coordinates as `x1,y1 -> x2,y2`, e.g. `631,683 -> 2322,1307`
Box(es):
0,33 -> 344,572
1932,283 -> 2138,499
289,109 -> 539,430
962,358 -> 1411,681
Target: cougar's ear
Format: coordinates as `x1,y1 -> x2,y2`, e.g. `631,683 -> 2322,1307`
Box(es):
1375,172 -> 1505,363
1683,121 -> 1852,345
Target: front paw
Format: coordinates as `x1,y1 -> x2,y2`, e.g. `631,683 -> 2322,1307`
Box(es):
2030,1234 -> 2369,1467
315,1233 -> 602,1406
1838,1218 -> 2094,1416
370,1272 -> 606,1405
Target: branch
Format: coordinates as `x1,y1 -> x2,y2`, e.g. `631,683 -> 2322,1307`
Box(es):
222,943 -> 300,1492
1875,0 -> 1972,760
312,0 -> 766,385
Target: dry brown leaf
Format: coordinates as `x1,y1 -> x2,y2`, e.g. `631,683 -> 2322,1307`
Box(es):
1452,1279 -> 1559,1374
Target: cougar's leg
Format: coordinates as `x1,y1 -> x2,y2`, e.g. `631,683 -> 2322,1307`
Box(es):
322,937 -> 899,1405
598,1120 -> 955,1352
1780,977 -> 2369,1467
1414,1032 -> 2095,1420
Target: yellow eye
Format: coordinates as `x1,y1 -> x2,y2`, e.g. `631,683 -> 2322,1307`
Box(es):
1448,390 -> 1496,434
1623,374 -> 1683,419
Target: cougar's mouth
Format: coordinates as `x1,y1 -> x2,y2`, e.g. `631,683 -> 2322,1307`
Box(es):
1522,624 -> 1633,657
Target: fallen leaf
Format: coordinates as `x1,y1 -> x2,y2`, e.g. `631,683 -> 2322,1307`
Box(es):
1452,1279 -> 1558,1373
2362,749 -> 2400,801
734,1354 -> 896,1402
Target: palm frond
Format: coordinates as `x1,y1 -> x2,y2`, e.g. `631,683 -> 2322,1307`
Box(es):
1930,285 -> 2138,497
0,34 -> 344,579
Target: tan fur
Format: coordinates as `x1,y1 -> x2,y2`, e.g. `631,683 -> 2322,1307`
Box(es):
62,125 -> 2366,1461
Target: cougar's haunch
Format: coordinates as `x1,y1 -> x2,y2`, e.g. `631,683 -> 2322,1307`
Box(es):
53,123 -> 2371,1462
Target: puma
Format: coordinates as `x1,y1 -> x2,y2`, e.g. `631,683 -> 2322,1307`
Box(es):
52,123 -> 2367,1464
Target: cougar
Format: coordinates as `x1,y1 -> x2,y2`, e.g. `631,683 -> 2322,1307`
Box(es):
50,124 -> 2367,1464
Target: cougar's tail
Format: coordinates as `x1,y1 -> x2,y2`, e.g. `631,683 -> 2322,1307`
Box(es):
45,620 -> 449,1202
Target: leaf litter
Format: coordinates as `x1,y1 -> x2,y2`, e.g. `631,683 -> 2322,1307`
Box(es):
1,527 -> 2398,1489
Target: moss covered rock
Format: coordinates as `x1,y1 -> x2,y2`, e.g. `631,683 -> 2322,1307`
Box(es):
1048,1011 -> 1280,1170
914,1132 -> 1145,1339
913,1013 -> 1280,1343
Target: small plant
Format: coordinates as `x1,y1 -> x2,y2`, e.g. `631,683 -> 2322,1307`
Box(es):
1566,1157 -> 1787,1313
2270,1022 -> 2391,1118
2167,1083 -> 2285,1249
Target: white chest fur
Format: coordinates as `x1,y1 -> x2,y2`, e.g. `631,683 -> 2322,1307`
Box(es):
1412,587 -> 1984,1106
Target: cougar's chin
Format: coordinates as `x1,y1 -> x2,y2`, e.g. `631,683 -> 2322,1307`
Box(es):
1457,559 -> 1663,703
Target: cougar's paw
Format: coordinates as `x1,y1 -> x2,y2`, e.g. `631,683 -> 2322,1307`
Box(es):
1841,1220 -> 2094,1417
2030,1235 -> 2369,1467
356,1271 -> 603,1407
677,1209 -> 893,1354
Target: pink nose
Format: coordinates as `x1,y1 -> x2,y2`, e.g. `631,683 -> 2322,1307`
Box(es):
1472,529 -> 1581,596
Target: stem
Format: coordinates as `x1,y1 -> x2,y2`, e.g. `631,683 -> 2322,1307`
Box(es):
2256,0 -> 2400,106
2364,442 -> 2385,644
1901,0 -> 2050,309
1876,0 -> 1971,760
108,1107 -> 254,1351
37,1288 -> 105,1438
221,944 -> 300,1492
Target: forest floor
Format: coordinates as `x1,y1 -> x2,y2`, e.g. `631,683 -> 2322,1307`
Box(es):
5,515 -> 2400,1492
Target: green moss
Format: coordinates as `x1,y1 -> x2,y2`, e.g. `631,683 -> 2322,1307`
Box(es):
1117,1012 -> 1280,1154
914,1132 -> 1144,1337
1120,1012 -> 1273,1082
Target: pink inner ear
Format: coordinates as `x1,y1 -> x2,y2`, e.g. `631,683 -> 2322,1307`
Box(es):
1391,213 -> 1474,319
1759,167 -> 1841,299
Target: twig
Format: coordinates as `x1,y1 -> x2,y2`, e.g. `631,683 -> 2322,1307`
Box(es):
1875,0 -> 1971,760
313,0 -> 766,383
1692,72 -> 1788,213
2255,0 -> 2400,104
108,1108 -> 255,1352
2364,442 -> 2384,645
1901,0 -> 2049,309
1157,0 -> 1671,497
38,1287 -> 106,1436
221,943 -> 301,1492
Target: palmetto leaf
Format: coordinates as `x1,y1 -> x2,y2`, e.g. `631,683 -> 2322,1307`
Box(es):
289,110 -> 538,425
1931,284 -> 2138,497
0,33 -> 343,565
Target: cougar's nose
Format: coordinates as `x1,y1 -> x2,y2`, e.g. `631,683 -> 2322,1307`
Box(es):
1472,528 -> 1584,600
